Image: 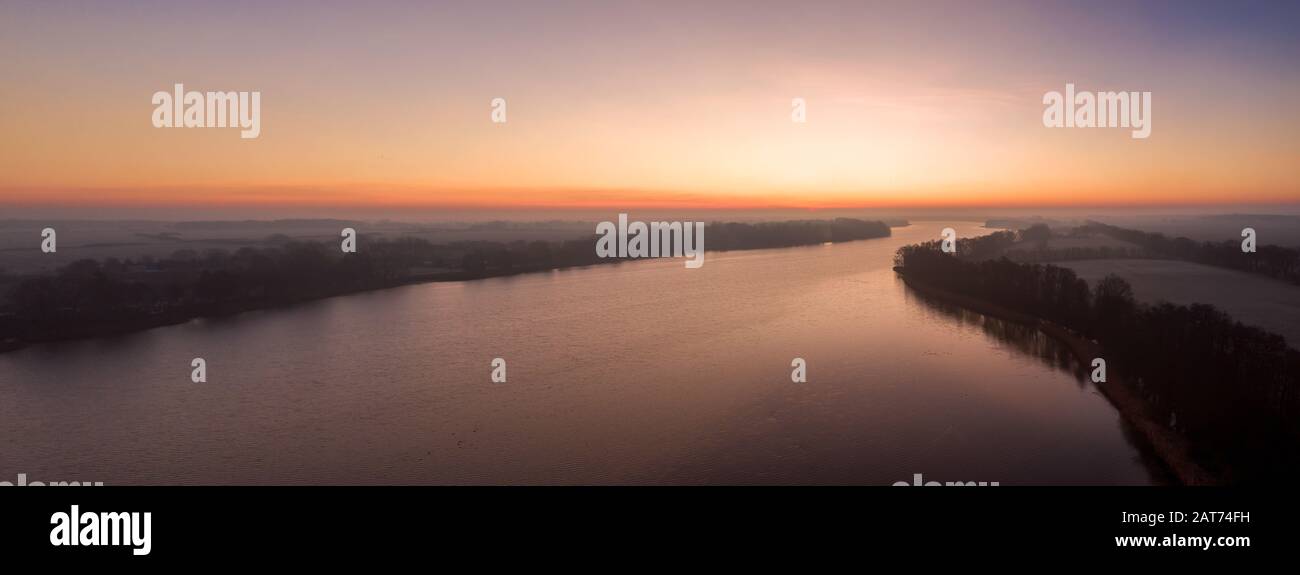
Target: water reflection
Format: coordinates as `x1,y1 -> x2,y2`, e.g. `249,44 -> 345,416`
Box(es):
902,283 -> 1086,385
902,280 -> 1173,484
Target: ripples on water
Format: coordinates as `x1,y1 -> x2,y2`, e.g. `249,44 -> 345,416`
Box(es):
0,222 -> 1158,485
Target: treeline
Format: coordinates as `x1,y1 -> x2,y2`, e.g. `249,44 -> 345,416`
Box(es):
954,229 -> 1020,261
0,236 -> 602,347
706,218 -> 891,251
1078,222 -> 1300,285
895,236 -> 1300,481
0,218 -> 891,349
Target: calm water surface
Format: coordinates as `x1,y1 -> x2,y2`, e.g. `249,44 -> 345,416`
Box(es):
0,222 -> 1158,484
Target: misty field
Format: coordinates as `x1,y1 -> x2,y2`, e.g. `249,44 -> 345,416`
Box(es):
1058,259 -> 1300,348
1002,234 -> 1141,254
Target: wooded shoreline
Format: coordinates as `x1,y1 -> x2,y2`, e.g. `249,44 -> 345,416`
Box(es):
0,219 -> 897,354
895,266 -> 1221,486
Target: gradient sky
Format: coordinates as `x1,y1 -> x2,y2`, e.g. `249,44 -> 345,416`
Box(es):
2,0 -> 1298,217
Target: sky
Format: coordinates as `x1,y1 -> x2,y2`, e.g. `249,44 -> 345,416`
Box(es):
1,0 -> 1298,218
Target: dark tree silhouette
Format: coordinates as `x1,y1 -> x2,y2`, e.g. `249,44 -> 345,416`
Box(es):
895,238 -> 1300,481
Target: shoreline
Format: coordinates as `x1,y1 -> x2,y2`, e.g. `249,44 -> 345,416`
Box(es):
2,232 -> 899,354
894,266 -> 1221,486
0,260 -> 606,354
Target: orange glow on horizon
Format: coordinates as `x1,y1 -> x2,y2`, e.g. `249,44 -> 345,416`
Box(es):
5,183 -> 1298,213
